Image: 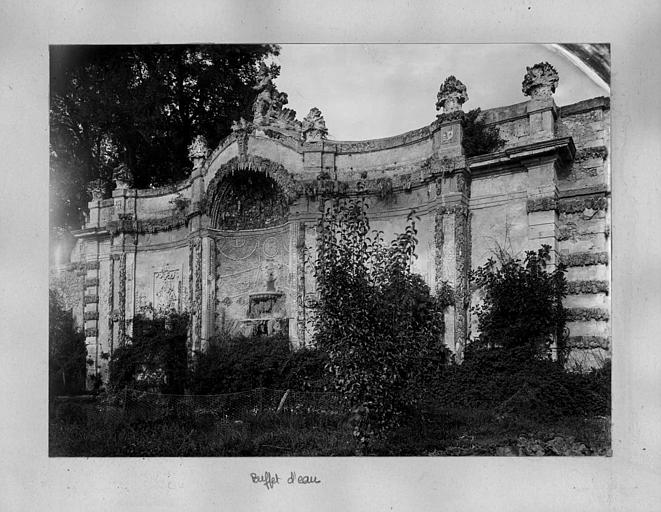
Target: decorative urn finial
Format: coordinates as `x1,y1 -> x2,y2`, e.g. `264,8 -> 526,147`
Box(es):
302,107 -> 328,143
188,135 -> 209,169
87,178 -> 106,201
522,62 -> 559,99
112,163 -> 132,189
436,76 -> 469,114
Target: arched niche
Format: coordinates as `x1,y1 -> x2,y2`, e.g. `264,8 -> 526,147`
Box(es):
205,156 -> 300,230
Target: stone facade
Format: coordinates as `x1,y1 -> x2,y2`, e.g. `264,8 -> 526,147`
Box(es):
50,63 -> 611,384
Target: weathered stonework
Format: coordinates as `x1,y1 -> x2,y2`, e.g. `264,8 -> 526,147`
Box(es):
526,197 -> 557,213
561,251 -> 609,267
117,254 -> 126,345
574,146 -> 608,162
436,76 -> 468,114
558,196 -> 608,214
566,307 -> 610,322
522,62 -> 559,98
566,280 -> 609,295
567,336 -> 610,350
54,65 -> 611,380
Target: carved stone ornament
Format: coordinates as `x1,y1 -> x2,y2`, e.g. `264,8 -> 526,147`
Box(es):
113,163 -> 132,189
188,135 -> 209,168
522,62 -> 559,98
436,76 -> 469,114
87,178 -> 106,201
231,117 -> 253,133
251,62 -> 302,134
301,107 -> 328,142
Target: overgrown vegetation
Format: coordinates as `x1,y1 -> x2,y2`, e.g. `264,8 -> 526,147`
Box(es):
49,289 -> 87,396
312,197 -> 450,445
189,334 -> 328,394
51,215 -> 610,457
470,245 -> 567,360
461,108 -> 506,158
108,309 -> 189,394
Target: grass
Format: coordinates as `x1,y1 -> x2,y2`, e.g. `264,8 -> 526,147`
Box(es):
49,402 -> 610,457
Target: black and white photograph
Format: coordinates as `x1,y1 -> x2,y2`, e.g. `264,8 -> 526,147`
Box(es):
48,43 -> 612,457
2,1 -> 660,511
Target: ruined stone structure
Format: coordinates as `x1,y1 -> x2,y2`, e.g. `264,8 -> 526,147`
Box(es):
50,62 -> 611,383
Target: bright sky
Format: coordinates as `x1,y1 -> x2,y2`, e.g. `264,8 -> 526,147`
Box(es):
273,44 -> 608,141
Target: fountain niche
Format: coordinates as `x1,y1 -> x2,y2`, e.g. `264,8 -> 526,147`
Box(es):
245,272 -> 288,336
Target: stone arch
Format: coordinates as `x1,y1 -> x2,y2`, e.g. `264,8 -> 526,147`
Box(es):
206,156 -> 300,230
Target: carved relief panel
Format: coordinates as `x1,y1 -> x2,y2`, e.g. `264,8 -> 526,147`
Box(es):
214,227 -> 293,334
153,267 -> 182,311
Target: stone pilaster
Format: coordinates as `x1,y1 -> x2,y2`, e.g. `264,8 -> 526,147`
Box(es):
107,255 -> 115,353
523,155 -> 560,265
188,236 -> 203,352
200,236 -> 216,351
83,246 -> 101,386
432,75 -> 471,361
117,253 -> 127,346
295,221 -> 307,347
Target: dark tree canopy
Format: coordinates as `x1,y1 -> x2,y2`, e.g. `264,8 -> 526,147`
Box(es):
49,44 -> 280,230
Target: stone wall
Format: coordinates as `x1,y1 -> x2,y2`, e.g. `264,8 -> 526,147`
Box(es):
53,65 -> 611,387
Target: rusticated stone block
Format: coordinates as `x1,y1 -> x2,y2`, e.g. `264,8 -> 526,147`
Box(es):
526,197 -> 557,213
84,311 -> 99,321
574,146 -> 608,162
567,336 -> 610,349
85,261 -> 100,270
85,277 -> 99,287
566,280 -> 609,295
560,251 -> 609,267
558,196 -> 608,214
566,307 -> 610,322
84,328 -> 98,338
83,295 -> 98,305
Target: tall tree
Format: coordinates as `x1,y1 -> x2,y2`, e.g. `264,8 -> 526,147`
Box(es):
50,44 -> 280,230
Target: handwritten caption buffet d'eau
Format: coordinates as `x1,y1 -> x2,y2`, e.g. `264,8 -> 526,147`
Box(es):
250,471 -> 321,490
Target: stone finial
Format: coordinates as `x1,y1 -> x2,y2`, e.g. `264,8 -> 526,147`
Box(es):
301,107 -> 328,142
188,135 -> 209,169
87,178 -> 106,201
112,163 -> 132,189
522,62 -> 559,99
436,76 -> 468,114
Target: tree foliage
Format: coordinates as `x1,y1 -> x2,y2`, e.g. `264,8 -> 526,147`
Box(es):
50,44 -> 280,229
312,197 -> 450,443
470,245 -> 567,360
49,289 -> 88,395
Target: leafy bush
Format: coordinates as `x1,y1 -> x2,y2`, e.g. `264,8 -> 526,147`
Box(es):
189,333 -> 328,394
461,108 -> 506,158
108,309 -> 189,393
49,289 -> 87,396
470,245 -> 567,360
312,197 -> 449,443
432,349 -> 610,420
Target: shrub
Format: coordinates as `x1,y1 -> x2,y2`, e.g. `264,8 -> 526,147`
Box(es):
188,333 -> 328,394
108,309 -> 189,393
312,197 -> 449,443
470,245 -> 567,360
461,108 -> 506,158
432,349 -> 610,420
49,289 -> 88,396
